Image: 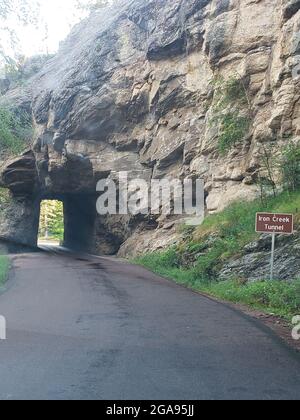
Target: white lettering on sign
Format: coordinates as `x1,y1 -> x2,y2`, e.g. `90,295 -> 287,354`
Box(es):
256,213 -> 294,235
258,215 -> 292,223
264,224 -> 284,231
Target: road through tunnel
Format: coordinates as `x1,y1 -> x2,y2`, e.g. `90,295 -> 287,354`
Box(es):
39,193 -> 127,255
37,194 -> 97,252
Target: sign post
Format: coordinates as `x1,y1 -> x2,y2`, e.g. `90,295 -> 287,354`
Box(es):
270,232 -> 276,282
256,212 -> 294,281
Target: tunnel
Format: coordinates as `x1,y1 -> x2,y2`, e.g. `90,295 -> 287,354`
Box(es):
38,194 -> 97,253
0,149 -> 127,255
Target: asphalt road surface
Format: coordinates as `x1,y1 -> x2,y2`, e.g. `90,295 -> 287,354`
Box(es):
0,248 -> 300,400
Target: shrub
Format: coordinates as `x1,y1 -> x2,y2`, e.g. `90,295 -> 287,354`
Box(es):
0,255 -> 9,288
212,76 -> 249,110
210,76 -> 252,155
280,141 -> 300,191
218,112 -> 250,154
0,106 -> 32,156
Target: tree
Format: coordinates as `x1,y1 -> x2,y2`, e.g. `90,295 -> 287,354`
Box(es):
257,144 -> 278,202
280,141 -> 300,191
42,23 -> 49,56
0,106 -> 32,157
39,200 -> 64,241
75,0 -> 111,13
0,0 -> 40,67
0,0 -> 38,24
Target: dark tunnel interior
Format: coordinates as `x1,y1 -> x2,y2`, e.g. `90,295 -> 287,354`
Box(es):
39,194 -> 97,253
63,194 -> 97,252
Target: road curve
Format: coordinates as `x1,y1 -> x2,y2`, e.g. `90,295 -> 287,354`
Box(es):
0,249 -> 299,400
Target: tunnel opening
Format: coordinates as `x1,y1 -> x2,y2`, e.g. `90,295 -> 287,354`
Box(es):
38,194 -> 97,253
38,199 -> 64,246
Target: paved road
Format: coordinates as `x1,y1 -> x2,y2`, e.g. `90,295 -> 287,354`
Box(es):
0,249 -> 299,400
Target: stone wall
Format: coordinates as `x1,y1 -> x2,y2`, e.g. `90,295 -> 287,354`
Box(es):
1,0 -> 300,256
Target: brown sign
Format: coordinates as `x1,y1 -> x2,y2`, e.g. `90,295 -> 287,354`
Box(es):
256,213 -> 294,235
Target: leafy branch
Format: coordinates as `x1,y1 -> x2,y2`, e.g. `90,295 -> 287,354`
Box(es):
0,106 -> 32,157
257,139 -> 300,203
0,0 -> 40,67
210,75 -> 253,155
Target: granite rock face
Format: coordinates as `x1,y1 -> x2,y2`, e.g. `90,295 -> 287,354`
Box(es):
1,0 -> 300,257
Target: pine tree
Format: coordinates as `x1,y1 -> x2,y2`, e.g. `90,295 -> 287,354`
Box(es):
39,201 -> 64,241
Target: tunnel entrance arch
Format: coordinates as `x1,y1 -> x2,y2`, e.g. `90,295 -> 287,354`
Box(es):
38,199 -> 64,246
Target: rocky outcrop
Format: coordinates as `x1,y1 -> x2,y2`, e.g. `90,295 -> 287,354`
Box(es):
219,234 -> 300,282
0,193 -> 40,248
0,55 -> 50,96
1,0 -> 300,256
1,151 -> 37,196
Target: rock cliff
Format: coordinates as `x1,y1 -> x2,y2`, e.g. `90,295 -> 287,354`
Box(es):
1,0 -> 300,257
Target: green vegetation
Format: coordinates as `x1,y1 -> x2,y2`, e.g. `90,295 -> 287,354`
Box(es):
280,141 -> 300,191
0,256 -> 9,288
0,0 -> 39,65
0,187 -> 10,208
257,140 -> 300,202
76,0 -> 110,12
133,190 -> 300,320
39,200 -> 64,242
217,112 -> 250,155
1,55 -> 54,92
3,59 -> 27,87
0,189 -> 11,289
211,76 -> 252,155
200,279 -> 300,320
0,106 -> 32,156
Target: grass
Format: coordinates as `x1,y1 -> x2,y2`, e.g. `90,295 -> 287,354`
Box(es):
0,256 -> 10,289
201,280 -> 300,320
133,190 -> 300,321
0,190 -> 11,289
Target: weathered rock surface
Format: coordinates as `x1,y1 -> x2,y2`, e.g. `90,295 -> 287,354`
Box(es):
219,234 -> 300,281
0,0 -> 300,259
1,151 -> 37,196
0,193 -> 40,248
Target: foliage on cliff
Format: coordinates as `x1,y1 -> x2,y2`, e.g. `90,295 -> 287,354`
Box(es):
76,0 -> 110,12
211,76 -> 252,155
0,106 -> 32,157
